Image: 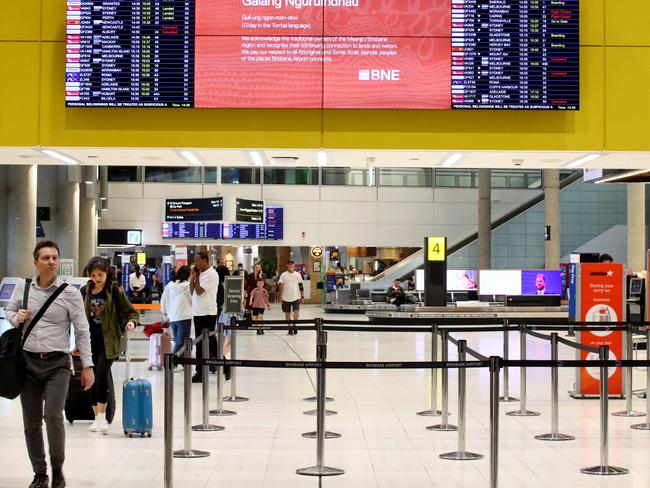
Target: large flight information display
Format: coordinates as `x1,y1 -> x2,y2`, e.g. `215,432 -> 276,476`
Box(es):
162,206 -> 284,240
66,0 -> 578,110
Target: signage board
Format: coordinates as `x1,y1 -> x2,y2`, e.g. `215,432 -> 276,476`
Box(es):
427,237 -> 446,261
224,276 -> 244,314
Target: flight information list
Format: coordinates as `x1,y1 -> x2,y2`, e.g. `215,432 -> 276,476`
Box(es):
162,207 -> 284,240
451,0 -> 579,110
65,0 -> 195,107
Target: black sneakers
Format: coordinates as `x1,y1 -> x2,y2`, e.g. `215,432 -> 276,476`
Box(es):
52,469 -> 66,488
191,374 -> 203,383
28,474 -> 48,488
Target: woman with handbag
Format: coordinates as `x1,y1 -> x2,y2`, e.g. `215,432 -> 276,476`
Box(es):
80,257 -> 139,433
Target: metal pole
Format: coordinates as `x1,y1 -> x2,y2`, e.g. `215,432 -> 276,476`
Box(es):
499,320 -> 518,403
164,353 -> 174,488
304,318 -> 337,416
193,329 -> 224,432
174,337 -> 209,458
417,324 -> 441,417
440,340 -> 483,460
489,356 -> 500,488
224,315 -> 249,402
581,346 -> 628,475
632,328 -> 650,430
297,331 -> 344,477
613,324 -> 645,417
427,329 -> 457,431
536,333 -> 574,441
210,321 -> 236,416
507,325 -> 540,417
304,318 -> 334,403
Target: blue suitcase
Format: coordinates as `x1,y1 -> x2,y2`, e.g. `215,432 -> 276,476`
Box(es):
122,331 -> 153,437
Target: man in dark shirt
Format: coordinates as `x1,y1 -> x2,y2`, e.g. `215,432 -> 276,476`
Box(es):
386,279 -> 406,306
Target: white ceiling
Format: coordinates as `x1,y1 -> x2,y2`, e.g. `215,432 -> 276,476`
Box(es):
1,146 -> 650,170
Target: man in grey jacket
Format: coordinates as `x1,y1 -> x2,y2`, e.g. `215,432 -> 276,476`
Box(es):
6,241 -> 95,488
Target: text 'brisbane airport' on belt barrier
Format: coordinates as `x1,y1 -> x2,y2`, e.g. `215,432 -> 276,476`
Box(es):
162,315 -> 650,488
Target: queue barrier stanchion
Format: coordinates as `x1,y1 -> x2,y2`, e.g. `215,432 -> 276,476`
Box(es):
535,333 -> 574,441
297,330 -> 345,477
613,324 -> 645,418
192,329 -> 224,432
440,340 -> 483,461
164,353 -> 174,488
427,329 -> 457,432
417,324 -> 442,417
489,356 -> 501,488
304,318 -> 337,417
499,319 -> 518,403
210,322 -> 237,417
174,337 -> 210,458
304,318 -> 334,403
581,346 -> 629,475
632,328 -> 650,430
507,324 -> 540,417
223,315 -> 250,403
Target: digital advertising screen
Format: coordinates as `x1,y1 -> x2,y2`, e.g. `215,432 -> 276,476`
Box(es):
520,270 -> 562,295
478,269 -> 522,296
165,198 -> 224,222
447,269 -> 478,291
0,284 -> 16,301
65,0 -> 579,110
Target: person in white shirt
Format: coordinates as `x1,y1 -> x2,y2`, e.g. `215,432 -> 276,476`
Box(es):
278,261 -> 304,335
535,274 -> 546,295
189,251 -> 219,382
160,265 -> 193,356
129,265 -> 147,302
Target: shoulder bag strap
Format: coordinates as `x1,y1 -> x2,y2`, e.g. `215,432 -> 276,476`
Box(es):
21,283 -> 69,348
22,278 -> 32,309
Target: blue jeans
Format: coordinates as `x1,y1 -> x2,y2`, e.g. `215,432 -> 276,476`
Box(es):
170,319 -> 192,355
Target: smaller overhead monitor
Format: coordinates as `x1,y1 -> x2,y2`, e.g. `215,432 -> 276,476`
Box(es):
235,198 -> 265,224
165,197 -> 224,222
127,230 -> 142,245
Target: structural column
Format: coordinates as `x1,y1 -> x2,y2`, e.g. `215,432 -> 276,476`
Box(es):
57,167 -> 80,275
6,165 -> 37,277
627,183 -> 646,273
79,181 -> 97,274
543,169 -> 561,269
478,169 -> 491,270
0,166 -> 7,278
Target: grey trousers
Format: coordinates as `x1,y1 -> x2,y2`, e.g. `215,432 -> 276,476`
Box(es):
20,353 -> 71,475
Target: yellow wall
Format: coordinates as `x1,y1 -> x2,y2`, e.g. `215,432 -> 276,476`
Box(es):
0,0 -> 647,151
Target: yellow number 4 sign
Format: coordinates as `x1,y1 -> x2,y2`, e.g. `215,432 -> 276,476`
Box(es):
427,237 -> 446,261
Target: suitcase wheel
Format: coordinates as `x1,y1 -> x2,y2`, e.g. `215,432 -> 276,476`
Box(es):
128,433 -> 134,438
148,366 -> 153,371
146,431 -> 152,438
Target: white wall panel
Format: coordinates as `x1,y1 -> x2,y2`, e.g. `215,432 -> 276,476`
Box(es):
376,202 -> 433,225
378,187 -> 433,202
144,183 -> 203,199
262,185 -> 319,201
107,183 -> 143,199
320,201 -> 376,224
320,186 -> 377,202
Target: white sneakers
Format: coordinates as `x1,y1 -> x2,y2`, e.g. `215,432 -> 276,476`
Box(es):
88,412 -> 109,434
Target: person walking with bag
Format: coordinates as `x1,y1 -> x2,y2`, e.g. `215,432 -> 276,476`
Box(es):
80,257 -> 138,434
5,241 -> 95,488
160,265 -> 193,356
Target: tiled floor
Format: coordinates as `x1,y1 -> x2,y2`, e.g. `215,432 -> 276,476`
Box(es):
1,305 -> 650,488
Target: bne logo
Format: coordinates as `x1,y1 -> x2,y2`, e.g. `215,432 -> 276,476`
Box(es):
358,69 -> 400,81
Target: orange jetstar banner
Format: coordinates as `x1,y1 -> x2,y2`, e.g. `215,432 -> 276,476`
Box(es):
577,263 -> 624,396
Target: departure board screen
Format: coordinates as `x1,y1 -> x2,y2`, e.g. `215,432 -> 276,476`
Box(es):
165,198 -> 223,221
66,0 -> 578,110
162,206 -> 284,239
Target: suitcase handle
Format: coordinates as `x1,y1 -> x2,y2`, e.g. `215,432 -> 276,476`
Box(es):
125,330 -> 131,382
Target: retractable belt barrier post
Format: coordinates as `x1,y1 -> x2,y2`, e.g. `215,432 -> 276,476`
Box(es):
427,329 -> 457,431
210,322 -> 236,417
297,330 -> 344,477
489,356 -> 501,488
192,329 -> 224,432
174,337 -> 210,458
613,324 -> 645,418
535,333 -> 574,442
440,340 -> 483,461
507,324 -> 540,417
304,318 -> 334,404
417,324 -> 442,417
632,328 -> 650,430
499,320 -> 518,403
224,315 -> 249,403
304,318 -> 337,416
164,353 -> 174,488
581,346 -> 629,476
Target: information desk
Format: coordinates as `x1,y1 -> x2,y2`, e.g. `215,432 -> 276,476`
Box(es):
367,306 -> 568,324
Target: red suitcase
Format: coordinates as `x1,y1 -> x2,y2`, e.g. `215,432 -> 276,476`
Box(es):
148,332 -> 171,371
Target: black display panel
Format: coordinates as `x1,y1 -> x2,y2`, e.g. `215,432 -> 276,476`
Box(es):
162,206 -> 283,240
235,198 -> 264,224
165,197 -> 223,222
65,0 -> 195,107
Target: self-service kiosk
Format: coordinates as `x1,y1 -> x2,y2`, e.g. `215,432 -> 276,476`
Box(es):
626,276 -> 645,323
0,277 -> 23,334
